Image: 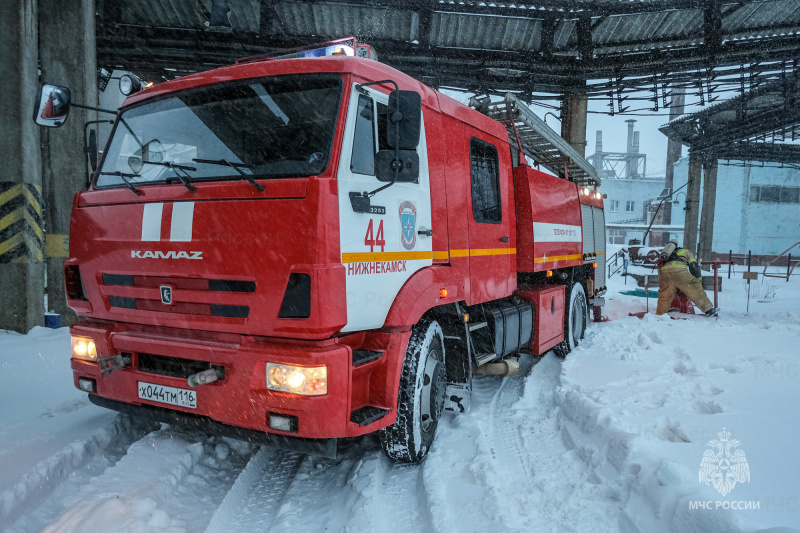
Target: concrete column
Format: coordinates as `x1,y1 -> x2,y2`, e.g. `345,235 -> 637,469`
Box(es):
561,92 -> 588,156
663,88 -> 685,242
698,158 -> 718,269
0,0 -> 45,333
39,0 -> 97,324
683,151 -> 703,255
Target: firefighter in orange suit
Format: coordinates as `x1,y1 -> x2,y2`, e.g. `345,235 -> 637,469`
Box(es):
656,240 -> 719,316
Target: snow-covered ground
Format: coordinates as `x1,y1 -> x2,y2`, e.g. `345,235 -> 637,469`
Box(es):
1,266 -> 798,532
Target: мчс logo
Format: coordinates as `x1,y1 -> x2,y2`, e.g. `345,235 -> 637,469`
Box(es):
699,428 -> 750,496
399,201 -> 417,250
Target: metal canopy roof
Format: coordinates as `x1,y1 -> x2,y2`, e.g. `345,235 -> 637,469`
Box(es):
486,94 -> 601,185
659,71 -> 800,164
97,0 -> 800,96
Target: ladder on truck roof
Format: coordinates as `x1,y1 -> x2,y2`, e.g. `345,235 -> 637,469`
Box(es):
483,93 -> 601,186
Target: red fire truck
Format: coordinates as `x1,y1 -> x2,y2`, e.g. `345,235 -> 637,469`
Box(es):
34,41 -> 605,463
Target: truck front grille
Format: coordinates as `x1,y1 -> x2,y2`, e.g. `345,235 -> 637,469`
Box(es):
107,297 -> 249,318
102,274 -> 252,319
102,274 -> 255,293
138,353 -> 224,380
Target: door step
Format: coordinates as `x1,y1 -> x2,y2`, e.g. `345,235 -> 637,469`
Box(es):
474,351 -> 497,367
352,349 -> 385,367
350,406 -> 390,426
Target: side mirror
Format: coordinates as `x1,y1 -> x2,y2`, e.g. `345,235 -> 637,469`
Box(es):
33,84 -> 72,127
87,129 -> 98,171
375,150 -> 419,183
128,139 -> 164,174
386,90 -> 421,150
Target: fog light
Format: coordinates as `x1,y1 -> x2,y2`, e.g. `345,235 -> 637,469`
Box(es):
266,363 -> 327,396
71,335 -> 98,362
78,377 -> 96,392
268,413 -> 298,432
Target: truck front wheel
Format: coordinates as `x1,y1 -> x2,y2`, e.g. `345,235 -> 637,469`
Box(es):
553,281 -> 588,358
379,319 -> 446,464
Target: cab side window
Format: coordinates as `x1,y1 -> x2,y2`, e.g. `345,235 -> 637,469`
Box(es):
350,95 -> 375,175
470,138 -> 502,223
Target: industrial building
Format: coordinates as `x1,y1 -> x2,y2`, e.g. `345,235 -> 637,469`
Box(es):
671,160 -> 800,256
589,121 -> 668,246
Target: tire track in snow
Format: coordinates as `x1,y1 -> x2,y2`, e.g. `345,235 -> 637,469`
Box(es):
343,449 -> 436,533
2,415 -> 157,532
470,355 -> 540,530
7,426 -> 253,533
204,447 -> 304,533
417,369 -> 520,533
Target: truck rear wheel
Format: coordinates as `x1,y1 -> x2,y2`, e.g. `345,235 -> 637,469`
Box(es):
553,281 -> 588,358
379,319 -> 446,464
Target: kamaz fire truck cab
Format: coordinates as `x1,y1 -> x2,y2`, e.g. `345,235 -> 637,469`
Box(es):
34,43 -> 604,463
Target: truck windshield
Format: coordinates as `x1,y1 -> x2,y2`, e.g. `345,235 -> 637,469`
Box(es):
96,74 -> 342,189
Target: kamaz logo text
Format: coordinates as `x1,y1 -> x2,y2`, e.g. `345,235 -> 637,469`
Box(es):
131,250 -> 203,259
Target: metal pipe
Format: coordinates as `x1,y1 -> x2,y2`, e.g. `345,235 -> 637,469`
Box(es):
626,120 -> 636,154
473,359 -> 520,377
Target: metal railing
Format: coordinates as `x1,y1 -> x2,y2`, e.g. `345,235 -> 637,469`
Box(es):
607,249 -> 627,279
761,242 -> 800,282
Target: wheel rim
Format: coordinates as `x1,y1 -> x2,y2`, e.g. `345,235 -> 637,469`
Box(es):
571,293 -> 586,345
420,349 -> 445,434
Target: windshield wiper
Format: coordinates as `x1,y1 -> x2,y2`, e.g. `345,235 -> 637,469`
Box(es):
192,158 -> 265,192
143,161 -> 198,193
99,171 -> 142,195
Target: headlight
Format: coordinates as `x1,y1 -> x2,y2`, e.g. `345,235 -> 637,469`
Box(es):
71,335 -> 97,362
266,363 -> 327,396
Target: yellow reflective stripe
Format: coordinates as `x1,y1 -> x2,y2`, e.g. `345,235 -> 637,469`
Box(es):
25,210 -> 43,241
342,251 -> 433,263
342,247 -> 517,263
23,186 -> 42,215
662,262 -> 688,270
469,248 -> 516,256
0,208 -> 22,233
0,184 -> 24,206
0,183 -> 42,214
0,232 -> 24,256
534,253 -> 582,264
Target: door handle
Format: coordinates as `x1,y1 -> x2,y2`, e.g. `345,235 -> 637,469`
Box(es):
418,228 -> 433,237
500,237 -> 510,242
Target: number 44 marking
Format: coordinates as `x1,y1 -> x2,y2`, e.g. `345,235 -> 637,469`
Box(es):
364,219 -> 386,252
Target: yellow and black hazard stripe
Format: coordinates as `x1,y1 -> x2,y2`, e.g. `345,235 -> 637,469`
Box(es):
0,182 -> 44,263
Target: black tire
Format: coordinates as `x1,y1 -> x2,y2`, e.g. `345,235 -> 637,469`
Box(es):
553,281 -> 588,358
379,319 -> 446,464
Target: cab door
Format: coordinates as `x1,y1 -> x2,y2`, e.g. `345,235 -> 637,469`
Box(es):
466,136 -> 515,302
337,84 -> 432,332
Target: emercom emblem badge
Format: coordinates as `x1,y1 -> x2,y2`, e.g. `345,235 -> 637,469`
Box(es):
399,200 -> 417,250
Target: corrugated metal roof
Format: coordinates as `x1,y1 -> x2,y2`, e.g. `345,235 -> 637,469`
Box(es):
659,71 -> 800,163
98,0 -> 800,94
275,2 -> 415,41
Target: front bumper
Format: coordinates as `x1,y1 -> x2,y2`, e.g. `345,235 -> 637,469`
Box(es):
71,321 -> 397,440
88,395 -> 338,458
